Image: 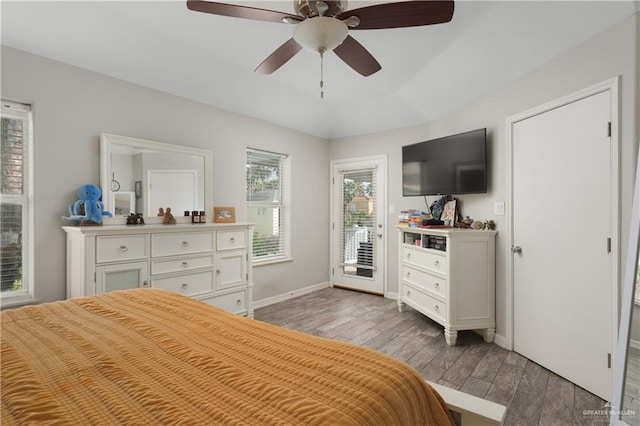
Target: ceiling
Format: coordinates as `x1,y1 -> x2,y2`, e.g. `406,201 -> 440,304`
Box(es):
1,1 -> 638,139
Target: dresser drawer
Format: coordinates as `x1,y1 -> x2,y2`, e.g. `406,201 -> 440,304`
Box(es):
402,246 -> 447,275
202,289 -> 247,314
151,270 -> 214,296
151,255 -> 214,275
151,232 -> 214,257
96,235 -> 148,263
216,230 -> 247,251
402,265 -> 448,299
403,283 -> 447,323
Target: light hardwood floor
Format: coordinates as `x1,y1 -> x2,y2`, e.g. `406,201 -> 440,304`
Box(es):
255,287 -> 610,426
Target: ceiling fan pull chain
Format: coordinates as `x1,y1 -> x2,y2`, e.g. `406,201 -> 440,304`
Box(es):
320,49 -> 324,99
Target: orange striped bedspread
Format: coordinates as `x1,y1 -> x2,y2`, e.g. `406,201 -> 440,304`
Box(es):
1,289 -> 453,425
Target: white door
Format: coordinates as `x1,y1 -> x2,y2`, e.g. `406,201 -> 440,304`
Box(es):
331,157 -> 386,295
147,170 -> 196,216
512,90 -> 613,400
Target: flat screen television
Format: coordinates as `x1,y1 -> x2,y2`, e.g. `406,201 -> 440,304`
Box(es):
402,128 -> 487,196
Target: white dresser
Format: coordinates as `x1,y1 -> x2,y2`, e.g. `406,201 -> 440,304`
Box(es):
397,226 -> 496,345
63,223 -> 254,317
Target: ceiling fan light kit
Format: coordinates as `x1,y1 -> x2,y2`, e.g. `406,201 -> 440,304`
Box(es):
293,17 -> 348,53
187,0 -> 454,96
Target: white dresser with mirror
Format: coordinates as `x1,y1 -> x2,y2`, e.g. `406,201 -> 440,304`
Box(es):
63,133 -> 254,316
63,223 -> 254,317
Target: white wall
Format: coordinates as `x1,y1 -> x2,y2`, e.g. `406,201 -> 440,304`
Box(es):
2,13 -> 638,335
329,14 -> 639,343
1,45 -> 330,304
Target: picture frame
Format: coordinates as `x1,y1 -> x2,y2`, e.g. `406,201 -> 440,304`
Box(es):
134,181 -> 142,199
441,199 -> 457,226
214,207 -> 236,223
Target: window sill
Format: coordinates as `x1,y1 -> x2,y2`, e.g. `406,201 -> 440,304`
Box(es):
0,295 -> 39,310
253,256 -> 292,267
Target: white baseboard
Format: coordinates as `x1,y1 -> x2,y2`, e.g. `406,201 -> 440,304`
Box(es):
253,281 -> 332,309
386,291 -> 398,301
492,333 -> 510,350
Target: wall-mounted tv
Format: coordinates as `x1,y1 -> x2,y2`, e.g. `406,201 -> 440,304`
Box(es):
402,128 -> 487,196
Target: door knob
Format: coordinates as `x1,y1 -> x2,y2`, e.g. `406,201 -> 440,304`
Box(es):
511,245 -> 522,254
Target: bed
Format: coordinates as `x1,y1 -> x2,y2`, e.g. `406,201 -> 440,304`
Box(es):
1,288 -> 455,425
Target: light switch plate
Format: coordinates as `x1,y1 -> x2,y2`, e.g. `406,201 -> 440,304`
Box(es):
494,201 -> 505,216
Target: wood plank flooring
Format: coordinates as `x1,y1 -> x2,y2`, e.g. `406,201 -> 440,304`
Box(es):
255,287 -> 612,425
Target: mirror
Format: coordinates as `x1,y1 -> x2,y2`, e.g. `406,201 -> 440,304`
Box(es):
612,145 -> 640,425
100,133 -> 212,218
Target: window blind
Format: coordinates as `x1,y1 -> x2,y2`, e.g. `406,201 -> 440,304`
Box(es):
1,101 -> 31,297
246,148 -> 288,260
337,167 -> 377,274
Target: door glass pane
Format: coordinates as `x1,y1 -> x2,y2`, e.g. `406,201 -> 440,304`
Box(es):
104,269 -> 140,292
0,203 -> 22,292
340,169 -> 376,277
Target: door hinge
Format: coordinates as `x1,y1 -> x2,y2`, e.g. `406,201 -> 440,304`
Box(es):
608,353 -> 612,368
332,268 -> 334,276
607,122 -> 611,137
607,237 -> 611,253
94,272 -> 96,282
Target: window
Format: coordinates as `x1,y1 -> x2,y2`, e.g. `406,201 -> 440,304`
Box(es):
1,101 -> 33,306
246,148 -> 289,263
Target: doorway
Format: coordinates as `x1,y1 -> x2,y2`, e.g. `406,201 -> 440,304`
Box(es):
508,78 -> 619,400
330,156 -> 387,295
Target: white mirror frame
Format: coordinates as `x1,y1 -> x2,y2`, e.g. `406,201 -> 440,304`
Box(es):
611,143 -> 640,425
100,133 -> 212,223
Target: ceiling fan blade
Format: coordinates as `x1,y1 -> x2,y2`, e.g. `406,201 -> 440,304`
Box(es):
186,1 -> 301,24
338,1 -> 454,30
333,36 -> 381,77
255,39 -> 303,74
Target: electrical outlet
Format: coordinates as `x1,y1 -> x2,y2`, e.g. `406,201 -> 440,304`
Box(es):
494,201 -> 505,216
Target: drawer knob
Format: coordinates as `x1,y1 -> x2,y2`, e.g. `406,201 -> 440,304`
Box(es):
406,290 -> 411,297
230,237 -> 235,243
434,282 -> 440,289
236,299 -> 242,305
434,260 -> 440,267
182,261 -> 189,268
406,272 -> 410,278
407,253 -> 411,258
434,305 -> 440,312
142,280 -> 149,288
216,269 -> 221,275
119,245 -> 128,252
181,241 -> 189,247
181,283 -> 189,290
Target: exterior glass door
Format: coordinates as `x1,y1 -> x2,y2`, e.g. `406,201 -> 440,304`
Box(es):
331,157 -> 386,295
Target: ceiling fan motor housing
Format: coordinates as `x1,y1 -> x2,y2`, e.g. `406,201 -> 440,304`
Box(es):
294,0 -> 347,18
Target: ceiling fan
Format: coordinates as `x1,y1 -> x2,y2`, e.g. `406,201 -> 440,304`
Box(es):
187,0 -> 454,95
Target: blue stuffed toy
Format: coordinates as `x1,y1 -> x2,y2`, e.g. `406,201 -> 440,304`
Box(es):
63,184 -> 112,224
